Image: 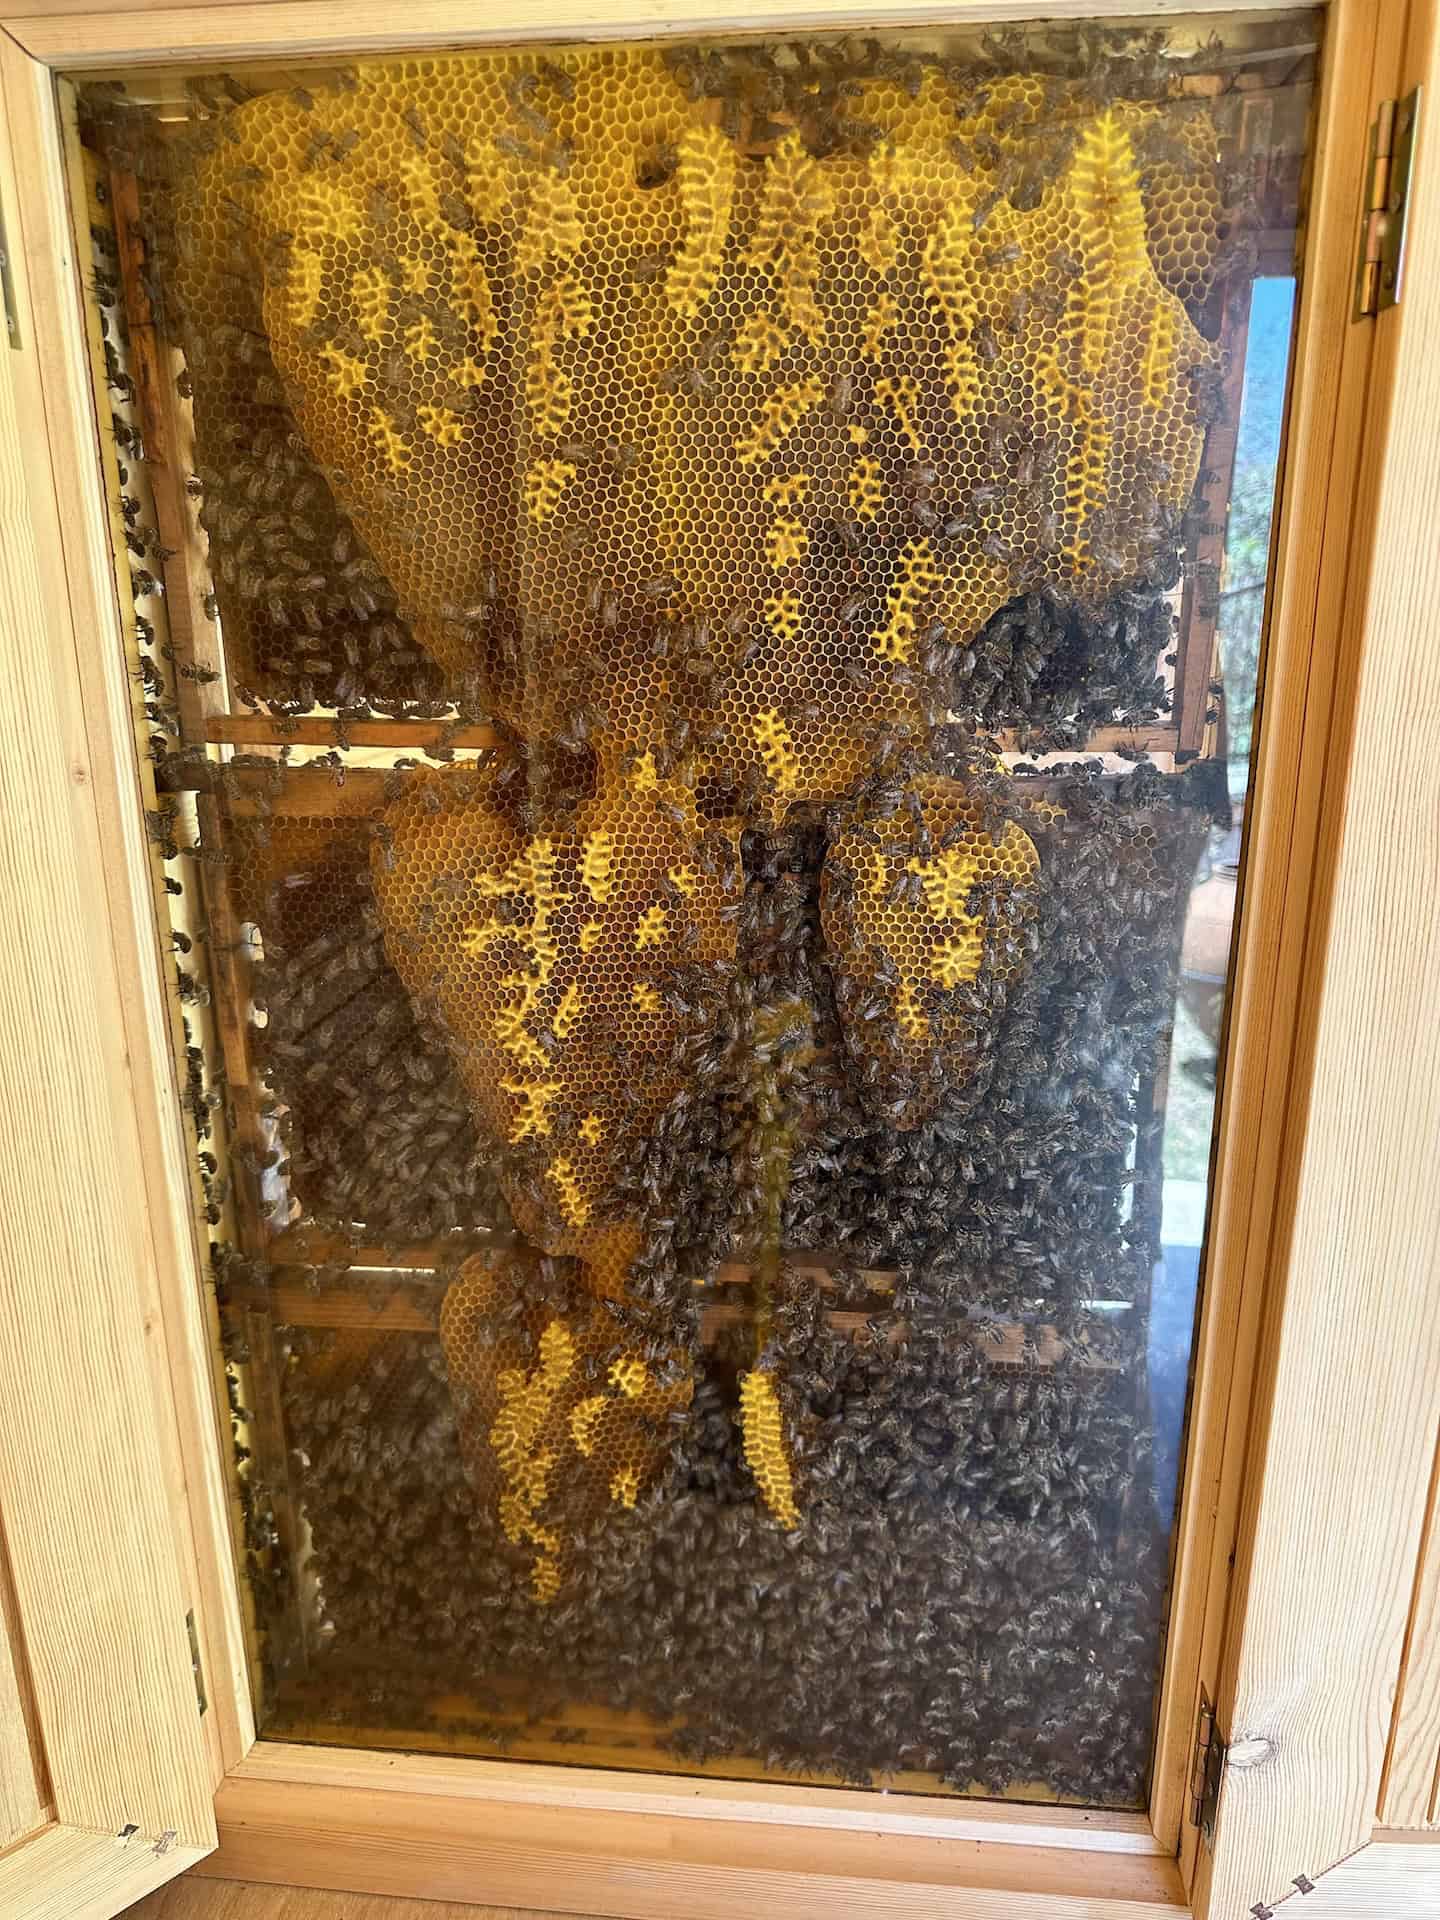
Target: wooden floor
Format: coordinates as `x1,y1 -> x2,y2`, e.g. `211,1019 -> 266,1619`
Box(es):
127,1877 -> 587,1919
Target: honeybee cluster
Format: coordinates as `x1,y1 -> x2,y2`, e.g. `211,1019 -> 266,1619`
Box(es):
271,751 -> 1211,1799
78,19 -> 1305,1803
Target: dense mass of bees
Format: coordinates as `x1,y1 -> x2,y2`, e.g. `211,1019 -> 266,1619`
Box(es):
270,755 -> 1212,1798
78,19 -> 1306,1802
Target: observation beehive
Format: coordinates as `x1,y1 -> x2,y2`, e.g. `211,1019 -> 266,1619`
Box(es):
78,16 -> 1310,1802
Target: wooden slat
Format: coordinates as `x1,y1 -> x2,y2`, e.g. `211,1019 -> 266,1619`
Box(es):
265,1228 -> 477,1270
225,1277 -> 1105,1368
109,158 -> 227,739
200,1773 -> 1185,1920
3,0 -> 1325,70
193,790 -> 272,1245
263,1688 -> 1082,1802
170,763 -> 387,816
241,1306 -> 309,1673
239,1740 -> 1162,1852
0,26 -> 217,1869
1194,2 -> 1440,1913
199,713 -> 1175,757
50,74 -> 257,1781
264,1225 -> 907,1284
207,715 -> 502,750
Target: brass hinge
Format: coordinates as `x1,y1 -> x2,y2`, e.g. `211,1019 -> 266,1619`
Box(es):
185,1608 -> 208,1717
0,204 -> 20,351
1355,86 -> 1422,319
1189,1688 -> 1227,1847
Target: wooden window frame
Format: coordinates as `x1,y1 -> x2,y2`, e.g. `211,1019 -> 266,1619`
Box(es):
1,0 -> 1438,1913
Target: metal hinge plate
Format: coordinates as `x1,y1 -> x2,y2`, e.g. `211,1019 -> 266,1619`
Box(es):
0,203 -> 20,351
186,1608 -> 208,1716
1356,85 -> 1422,318
1190,1688 -> 1227,1847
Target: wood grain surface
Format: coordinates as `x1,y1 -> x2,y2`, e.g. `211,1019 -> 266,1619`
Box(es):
0,33 -> 215,1861
127,1876 -> 568,1919
1194,0 -> 1440,1911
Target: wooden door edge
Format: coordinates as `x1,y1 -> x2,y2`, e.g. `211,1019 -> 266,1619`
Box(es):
0,26 -> 256,1779
1152,0 -> 1403,1866
230,1735 -> 1165,1855
1239,1830 -> 1440,1916
1193,0 -> 1440,1912
0,20 -> 220,1901
0,0 -> 1343,72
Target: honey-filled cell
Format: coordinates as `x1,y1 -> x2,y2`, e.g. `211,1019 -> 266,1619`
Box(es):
77,11 -> 1317,1805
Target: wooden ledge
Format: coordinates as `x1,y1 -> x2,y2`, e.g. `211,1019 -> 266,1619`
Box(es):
203,1770 -> 1185,1919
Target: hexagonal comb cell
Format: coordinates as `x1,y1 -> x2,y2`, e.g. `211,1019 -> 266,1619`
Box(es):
154,35 -> 1236,1571
440,1246 -> 693,1601
821,773 -> 1044,1127
171,44 -> 1220,765
369,750 -> 742,1283
94,24 -> 1307,1755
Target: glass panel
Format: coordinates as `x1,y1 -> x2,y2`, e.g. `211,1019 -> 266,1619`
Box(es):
75,12 -> 1317,1805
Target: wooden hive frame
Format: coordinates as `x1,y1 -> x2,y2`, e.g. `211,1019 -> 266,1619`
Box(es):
85,21 -> 1286,1774
2,2 -> 1440,1916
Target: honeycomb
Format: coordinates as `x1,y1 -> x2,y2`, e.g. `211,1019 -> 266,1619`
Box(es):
369,749 -> 742,1299
821,773 -> 1043,1127
82,12 -> 1315,1787
947,76 -> 1225,317
440,1246 -> 693,1602
173,45 -> 1222,797
152,34 -> 1238,1595
738,1368 -> 800,1530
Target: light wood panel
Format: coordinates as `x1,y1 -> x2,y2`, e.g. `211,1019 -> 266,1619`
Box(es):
129,1879 -> 567,1920
1268,1832 -> 1440,1915
201,1775 -> 1185,1920
0,23 -> 216,1911
3,36 -> 256,1781
161,1847 -> 1440,1920
0,1828 -> 209,1920
1195,1 -> 1440,1914
2,0 -> 1327,71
